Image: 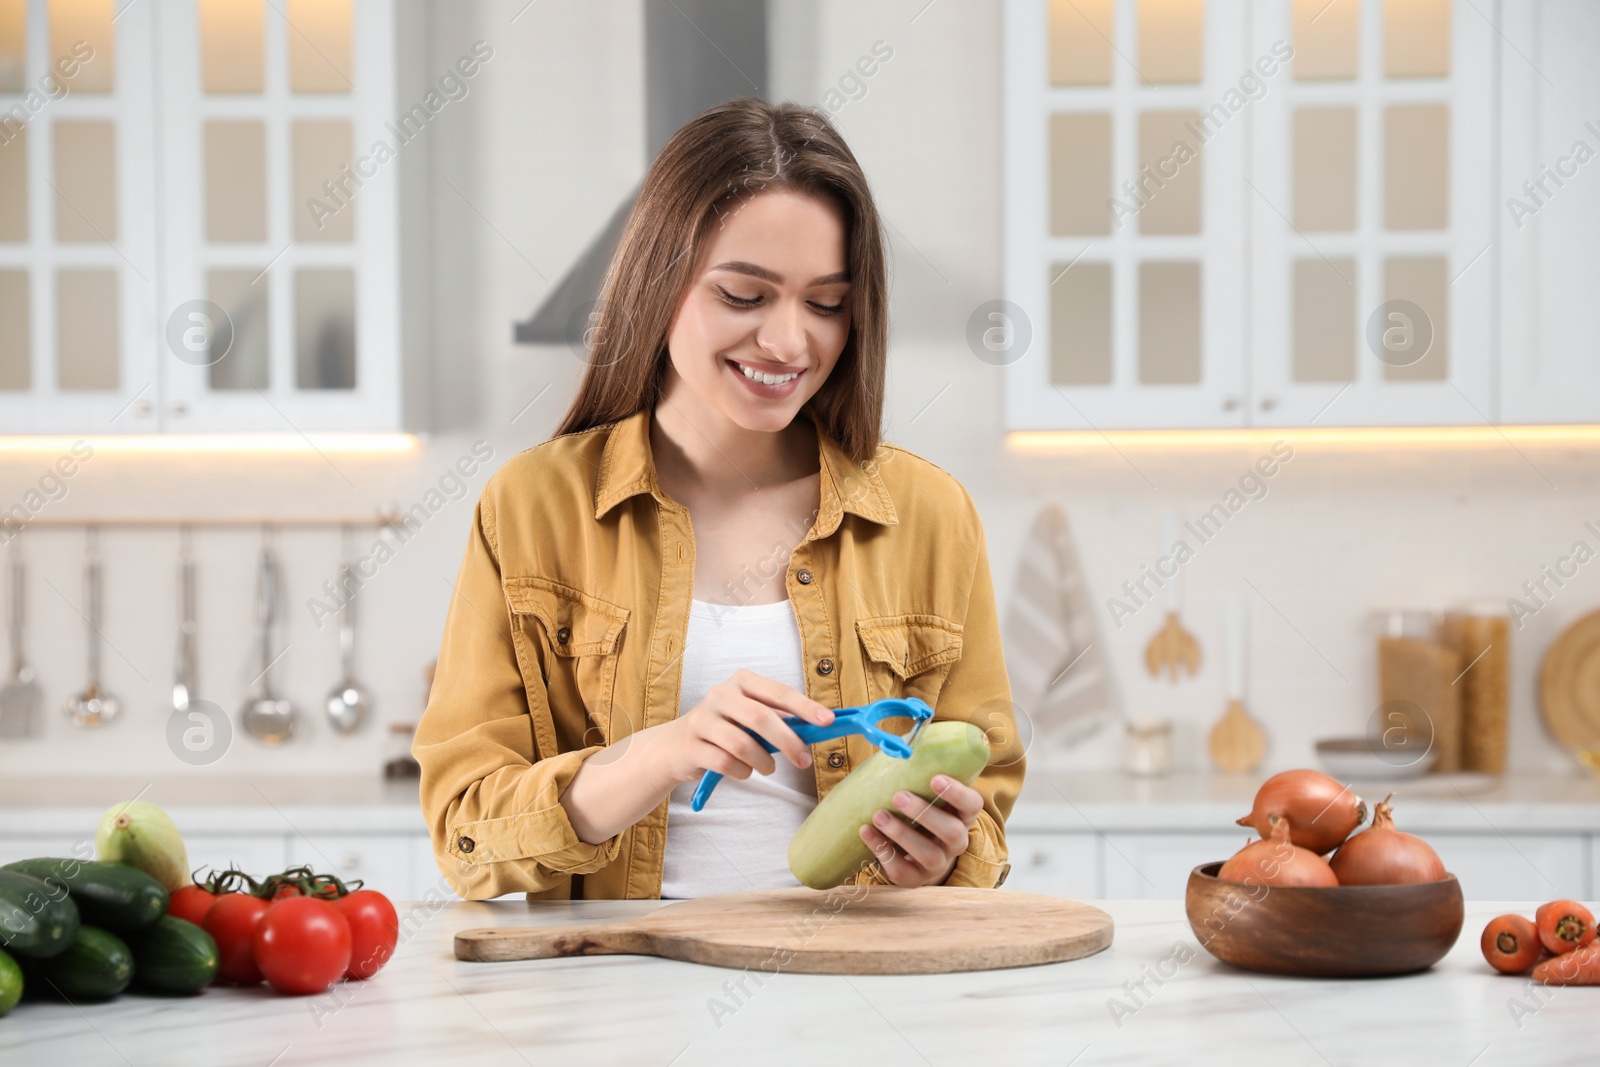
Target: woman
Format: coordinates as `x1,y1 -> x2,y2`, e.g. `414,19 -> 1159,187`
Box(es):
415,98 -> 1024,901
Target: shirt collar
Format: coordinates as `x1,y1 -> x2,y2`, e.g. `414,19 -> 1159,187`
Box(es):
593,405 -> 898,536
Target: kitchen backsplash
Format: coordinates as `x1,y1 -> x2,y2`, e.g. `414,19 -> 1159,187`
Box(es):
1,0 -> 1595,781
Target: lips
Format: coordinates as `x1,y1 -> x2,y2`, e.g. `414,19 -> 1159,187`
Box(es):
725,357 -> 803,397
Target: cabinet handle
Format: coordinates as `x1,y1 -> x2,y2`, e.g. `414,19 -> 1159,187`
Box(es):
339,852 -> 361,870
132,400 -> 153,418
1260,396 -> 1278,412
1222,396 -> 1238,412
171,402 -> 189,417
1031,851 -> 1049,867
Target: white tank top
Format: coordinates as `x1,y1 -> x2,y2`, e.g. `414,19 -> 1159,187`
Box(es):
658,596 -> 820,898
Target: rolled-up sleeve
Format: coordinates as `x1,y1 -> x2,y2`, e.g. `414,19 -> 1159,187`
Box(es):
413,490 -> 624,900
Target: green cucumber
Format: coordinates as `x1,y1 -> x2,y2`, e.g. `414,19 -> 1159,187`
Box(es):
0,869 -> 81,959
2,858 -> 167,935
128,915 -> 219,994
0,947 -> 21,1016
22,926 -> 133,1001
788,720 -> 992,889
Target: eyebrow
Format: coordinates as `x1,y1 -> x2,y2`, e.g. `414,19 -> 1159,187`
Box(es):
709,261 -> 850,286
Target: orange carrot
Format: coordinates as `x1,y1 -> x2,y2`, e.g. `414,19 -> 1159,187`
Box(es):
1532,939 -> 1600,985
1535,899 -> 1596,956
1481,914 -> 1543,974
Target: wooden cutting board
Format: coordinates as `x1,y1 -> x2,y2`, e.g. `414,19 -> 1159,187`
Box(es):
455,886 -> 1114,975
1540,608 -> 1600,765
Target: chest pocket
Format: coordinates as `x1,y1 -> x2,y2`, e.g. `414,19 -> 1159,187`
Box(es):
854,613 -> 964,714
504,576 -> 630,753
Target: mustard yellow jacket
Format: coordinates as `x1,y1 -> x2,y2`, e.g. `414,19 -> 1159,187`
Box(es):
414,405 -> 1024,900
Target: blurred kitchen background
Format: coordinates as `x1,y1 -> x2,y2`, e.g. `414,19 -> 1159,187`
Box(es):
2,0 -> 1600,901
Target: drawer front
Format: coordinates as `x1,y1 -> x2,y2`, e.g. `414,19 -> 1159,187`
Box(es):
186,835 -> 289,881
287,834 -> 412,899
999,832 -> 1099,898
1101,833 -> 1246,899
1429,834 -> 1591,900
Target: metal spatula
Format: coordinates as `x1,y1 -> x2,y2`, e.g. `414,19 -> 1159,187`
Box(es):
0,544 -> 42,739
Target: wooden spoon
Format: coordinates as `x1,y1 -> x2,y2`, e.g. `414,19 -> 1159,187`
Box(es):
1209,595 -> 1266,773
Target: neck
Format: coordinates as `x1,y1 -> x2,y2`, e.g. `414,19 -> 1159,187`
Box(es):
651,392 -> 819,499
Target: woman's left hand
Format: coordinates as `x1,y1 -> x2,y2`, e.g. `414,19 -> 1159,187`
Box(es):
859,775 -> 984,887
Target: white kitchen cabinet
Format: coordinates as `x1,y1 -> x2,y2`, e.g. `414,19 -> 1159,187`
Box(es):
1100,832 -> 1244,899
999,832 -> 1099,898
1244,0 -> 1495,428
183,834 -> 289,880
1428,834 -> 1591,902
287,833 -> 413,899
1497,0 -> 1600,425
0,0 -> 419,434
0,835 -> 91,867
1003,0 -> 1570,431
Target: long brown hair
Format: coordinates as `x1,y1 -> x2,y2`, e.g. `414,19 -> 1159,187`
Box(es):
550,97 -> 888,465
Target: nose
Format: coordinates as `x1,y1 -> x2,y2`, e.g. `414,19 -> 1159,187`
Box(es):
755,297 -> 808,364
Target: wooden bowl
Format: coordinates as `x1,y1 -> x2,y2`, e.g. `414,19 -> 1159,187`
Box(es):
1185,862 -> 1464,977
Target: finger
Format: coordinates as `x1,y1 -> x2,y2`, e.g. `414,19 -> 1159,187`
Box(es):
858,824 -> 916,885
927,775 -> 986,821
865,805 -> 948,871
890,790 -> 971,854
724,693 -> 813,771
733,669 -> 835,726
705,718 -> 778,778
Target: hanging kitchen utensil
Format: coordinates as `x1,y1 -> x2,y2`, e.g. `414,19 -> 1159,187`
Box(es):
64,527 -> 120,728
1144,510 -> 1201,682
1209,594 -> 1266,774
172,526 -> 198,712
0,538 -> 42,739
325,527 -> 371,735
241,533 -> 297,745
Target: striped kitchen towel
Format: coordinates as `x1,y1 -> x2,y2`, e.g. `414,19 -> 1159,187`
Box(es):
1002,502 -> 1119,747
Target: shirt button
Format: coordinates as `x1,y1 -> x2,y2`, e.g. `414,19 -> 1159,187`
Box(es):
827,752 -> 845,768
458,836 -> 475,853
796,568 -> 813,584
556,627 -> 570,644
816,657 -> 834,675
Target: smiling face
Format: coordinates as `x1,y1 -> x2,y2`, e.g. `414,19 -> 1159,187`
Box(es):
660,187 -> 853,435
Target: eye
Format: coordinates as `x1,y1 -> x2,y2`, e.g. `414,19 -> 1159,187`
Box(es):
715,286 -> 761,308
809,301 -> 846,316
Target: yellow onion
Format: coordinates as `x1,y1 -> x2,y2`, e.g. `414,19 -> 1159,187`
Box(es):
1218,813 -> 1338,888
1236,768 -> 1367,855
1329,793 -> 1447,885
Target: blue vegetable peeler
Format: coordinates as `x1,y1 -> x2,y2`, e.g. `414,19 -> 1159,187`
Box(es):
689,697 -> 935,811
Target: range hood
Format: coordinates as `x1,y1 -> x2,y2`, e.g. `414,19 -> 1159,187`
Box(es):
513,0 -> 770,344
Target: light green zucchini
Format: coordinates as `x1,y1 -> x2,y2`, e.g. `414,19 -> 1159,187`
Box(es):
788,720 -> 991,889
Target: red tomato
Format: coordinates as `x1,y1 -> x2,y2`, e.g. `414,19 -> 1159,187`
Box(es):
253,897 -> 352,996
203,893 -> 271,984
271,884 -> 302,901
167,884 -> 217,926
332,890 -> 399,980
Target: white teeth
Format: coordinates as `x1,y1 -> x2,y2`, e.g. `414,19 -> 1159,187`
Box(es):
734,361 -> 798,386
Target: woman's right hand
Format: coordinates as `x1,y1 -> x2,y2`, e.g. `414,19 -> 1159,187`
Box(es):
655,669 -> 836,788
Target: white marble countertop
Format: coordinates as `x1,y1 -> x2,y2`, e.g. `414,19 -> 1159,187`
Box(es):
0,894 -> 1592,1066
4,771 -> 1600,836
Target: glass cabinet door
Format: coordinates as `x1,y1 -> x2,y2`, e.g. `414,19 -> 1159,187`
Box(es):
1005,0 -> 1248,431
157,0 -> 400,433
1246,0 -> 1494,428
0,0 -> 161,433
